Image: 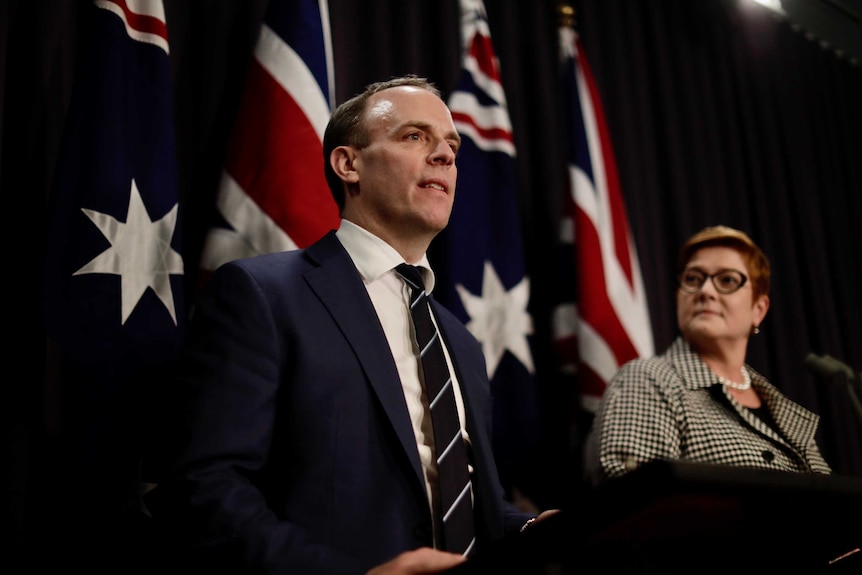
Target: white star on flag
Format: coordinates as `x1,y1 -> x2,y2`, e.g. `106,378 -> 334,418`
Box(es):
456,260 -> 534,378
74,178 -> 184,325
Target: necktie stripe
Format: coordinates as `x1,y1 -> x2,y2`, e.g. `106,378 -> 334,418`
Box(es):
395,263 -> 475,556
428,379 -> 453,411
442,483 -> 473,522
437,431 -> 463,463
463,539 -> 476,557
419,332 -> 439,358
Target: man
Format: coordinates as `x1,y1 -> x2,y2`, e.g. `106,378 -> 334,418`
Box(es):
148,76 -> 555,574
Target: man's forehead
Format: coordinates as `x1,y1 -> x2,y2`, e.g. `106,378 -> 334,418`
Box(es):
367,96 -> 396,119
367,86 -> 427,113
366,88 -> 454,130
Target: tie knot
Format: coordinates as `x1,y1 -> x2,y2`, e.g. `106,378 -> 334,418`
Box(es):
395,263 -> 425,292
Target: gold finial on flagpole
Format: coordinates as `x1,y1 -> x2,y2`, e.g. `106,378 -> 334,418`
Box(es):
557,3 -> 576,29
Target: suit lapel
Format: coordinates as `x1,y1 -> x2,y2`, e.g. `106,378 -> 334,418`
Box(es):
304,232 -> 426,486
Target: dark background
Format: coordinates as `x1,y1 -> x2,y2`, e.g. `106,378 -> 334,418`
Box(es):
3,0 -> 862,570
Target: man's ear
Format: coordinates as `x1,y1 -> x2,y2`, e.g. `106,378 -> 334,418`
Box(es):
330,146 -> 359,184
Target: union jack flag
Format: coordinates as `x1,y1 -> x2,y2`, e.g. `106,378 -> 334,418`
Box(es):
432,0 -> 539,490
554,22 -> 654,412
199,0 -> 338,276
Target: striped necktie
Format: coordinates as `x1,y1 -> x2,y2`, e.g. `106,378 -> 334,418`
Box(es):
396,263 -> 475,556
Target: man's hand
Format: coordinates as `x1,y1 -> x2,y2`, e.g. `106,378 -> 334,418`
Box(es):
520,508 -> 563,532
532,509 -> 561,525
366,547 -> 467,575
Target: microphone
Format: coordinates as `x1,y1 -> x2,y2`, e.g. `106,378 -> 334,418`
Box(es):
804,353 -> 856,381
805,352 -> 862,428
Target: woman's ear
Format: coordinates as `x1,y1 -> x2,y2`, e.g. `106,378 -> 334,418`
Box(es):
753,294 -> 770,325
330,146 -> 359,184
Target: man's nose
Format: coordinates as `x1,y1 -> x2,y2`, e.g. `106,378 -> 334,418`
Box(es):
430,140 -> 455,165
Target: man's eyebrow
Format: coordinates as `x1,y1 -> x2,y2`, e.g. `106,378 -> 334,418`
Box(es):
401,120 -> 431,132
400,121 -> 462,145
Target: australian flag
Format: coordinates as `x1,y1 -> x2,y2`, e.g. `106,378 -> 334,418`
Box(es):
38,0 -> 184,555
432,0 -> 540,495
199,0 -> 338,278
42,0 -> 184,376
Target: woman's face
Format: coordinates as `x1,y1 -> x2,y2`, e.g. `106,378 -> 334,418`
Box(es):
676,246 -> 769,349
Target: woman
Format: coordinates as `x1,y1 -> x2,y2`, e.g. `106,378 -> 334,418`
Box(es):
584,225 -> 832,486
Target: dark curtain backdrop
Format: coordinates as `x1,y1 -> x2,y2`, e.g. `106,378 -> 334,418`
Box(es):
3,0 -> 862,569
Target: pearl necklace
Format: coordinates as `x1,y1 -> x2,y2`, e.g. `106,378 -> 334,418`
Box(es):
717,367 -> 751,391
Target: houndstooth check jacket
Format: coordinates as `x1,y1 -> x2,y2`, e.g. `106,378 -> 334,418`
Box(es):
584,336 -> 833,487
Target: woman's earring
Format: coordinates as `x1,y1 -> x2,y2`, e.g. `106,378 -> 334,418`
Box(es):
753,325 -> 760,335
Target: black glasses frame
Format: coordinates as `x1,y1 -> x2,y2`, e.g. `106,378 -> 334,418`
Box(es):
678,268 -> 748,295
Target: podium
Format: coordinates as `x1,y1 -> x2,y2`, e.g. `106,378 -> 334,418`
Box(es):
452,460 -> 862,574
576,460 -> 862,573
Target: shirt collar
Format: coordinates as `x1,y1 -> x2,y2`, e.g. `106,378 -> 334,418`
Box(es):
335,219 -> 437,292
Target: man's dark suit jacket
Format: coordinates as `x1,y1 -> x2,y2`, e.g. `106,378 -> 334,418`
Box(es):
149,230 -> 532,574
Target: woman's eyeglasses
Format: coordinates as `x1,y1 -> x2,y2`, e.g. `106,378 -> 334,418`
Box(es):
678,268 -> 748,295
